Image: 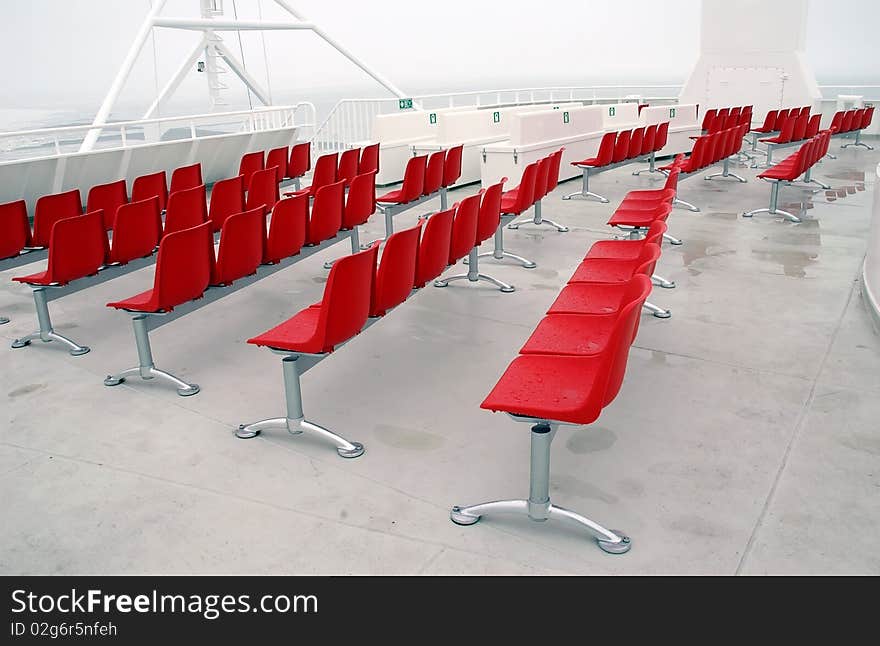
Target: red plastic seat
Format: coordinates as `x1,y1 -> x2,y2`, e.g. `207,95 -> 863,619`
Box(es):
654,122 -> 670,152
519,274 -> 652,356
701,109 -> 717,131
500,162 -> 538,215
828,111 -> 844,134
568,242 -> 661,284
265,147 -> 288,183
109,197 -> 162,265
306,179 -> 344,246
239,151 -> 265,191
611,130 -> 631,163
447,193 -> 481,265
169,163 -> 202,196
247,244 -> 378,355
841,110 -> 857,133
752,110 -> 778,134
805,114 -> 821,138
131,171 -> 168,212
208,175 -> 245,233
377,155 -> 426,205
414,208 -> 453,288
164,184 -> 208,236
607,201 -> 673,228
264,193 -> 307,264
475,179 -> 506,245
548,271 -> 657,317
14,210 -> 106,287
359,143 -> 379,175
584,220 -> 667,261
573,132 -> 615,168
423,150 -> 445,196
627,128 -> 644,159
622,168 -> 680,203
370,224 -> 420,317
287,142 -> 312,180
442,145 -> 463,188
791,111 -> 809,141
306,153 -> 338,198
337,148 -> 361,188
342,171 -> 376,230
861,106 -> 875,130
641,125 -> 657,156
532,157 -> 551,202
86,179 -> 128,231
0,200 -> 31,259
107,221 -> 214,313
246,167 -> 280,212
546,148 -> 564,193
211,206 -> 266,286
31,189 -> 83,248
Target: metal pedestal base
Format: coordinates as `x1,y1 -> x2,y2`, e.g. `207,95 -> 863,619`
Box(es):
11,287 -> 90,356
644,301 -> 672,319
508,200 -> 568,232
0,316 -> 9,325
450,423 -> 631,554
325,227 -> 360,269
469,220 -> 536,269
841,132 -> 873,150
663,233 -> 683,246
743,182 -> 801,223
632,153 -> 661,177
562,170 -> 609,203
652,274 -> 676,289
236,355 -> 364,458
673,196 -> 700,212
104,314 -> 199,396
435,248 -> 515,292
705,159 -> 747,183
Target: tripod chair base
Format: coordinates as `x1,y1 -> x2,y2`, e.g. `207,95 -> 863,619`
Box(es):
11,287 -> 90,356
435,249 -> 515,292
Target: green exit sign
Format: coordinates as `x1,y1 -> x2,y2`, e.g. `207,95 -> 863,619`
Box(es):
493,111 -> 500,123
669,107 -> 677,118
609,106 -> 616,117
398,98 -> 413,110
429,113 -> 437,124
563,111 -> 570,124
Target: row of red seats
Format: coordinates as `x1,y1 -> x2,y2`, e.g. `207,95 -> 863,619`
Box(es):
563,122 -> 671,203
237,179 -> 509,454
267,143 -> 380,200
701,105 -> 753,134
743,130 -> 833,223
829,107 -> 875,150
755,110 -> 822,165
450,178 -> 679,552
237,141 -> 315,189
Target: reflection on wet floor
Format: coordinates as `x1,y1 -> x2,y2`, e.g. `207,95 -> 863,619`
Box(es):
751,218 -> 821,278
820,169 -> 866,201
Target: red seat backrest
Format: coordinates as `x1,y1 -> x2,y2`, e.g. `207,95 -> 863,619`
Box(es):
265,147 -> 288,183
533,157 -> 551,202
315,244 -> 378,352
503,162 -> 538,216
309,153 -> 338,196
288,142 -> 312,179
264,193 -> 307,264
442,145 -> 463,188
414,208 -> 454,288
716,108 -> 730,122
729,107 -> 741,120
423,150 -> 445,195
342,171 -> 376,229
654,122 -> 669,151
41,209 -> 107,285
628,128 -> 644,159
776,116 -> 796,143
828,111 -> 844,133
170,163 -> 203,196
370,224 -> 421,318
841,110 -> 856,133
701,108 -> 717,131
756,109 -> 777,131
447,193 -> 480,265
862,106 -> 875,129
772,109 -> 790,131
0,200 -> 31,259
337,148 -> 361,187
475,178 -> 506,245
164,184 -> 208,236
208,175 -> 246,233
359,143 -> 379,175
546,148 -> 564,193
211,206 -> 266,286
641,125 -> 657,156
149,221 -> 214,311
398,155 -> 428,203
306,179 -> 344,245
31,189 -> 83,248
792,111 -> 809,141
87,179 -> 128,231
131,171 -> 168,212
109,196 -> 162,265
593,132 -> 617,165
238,151 -> 265,190
805,114 -> 821,138
246,167 -> 280,212
663,167 -> 681,191
611,130 -> 631,163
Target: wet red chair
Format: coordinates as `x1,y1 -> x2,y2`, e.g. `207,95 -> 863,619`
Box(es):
805,114 -> 821,138
211,206 -> 266,286
441,144 -> 464,199
369,224 -> 421,317
104,221 -> 215,396
322,170 -> 377,268
11,209 -> 107,356
246,167 -> 280,212
303,152 -> 338,198
480,162 -> 538,269
337,148 -> 361,187
31,189 -> 83,248
239,151 -> 265,191
828,111 -> 845,134
439,192 -> 480,273
208,175 -> 245,232
744,141 -> 811,223
760,114 -> 797,165
627,128 -> 644,160
86,179 -> 128,231
287,141 -> 311,189
108,196 -> 162,266
164,183 -> 208,235
701,108 -> 717,132
306,179 -> 344,246
423,150 -> 445,198
413,207 -> 454,288
0,200 -> 31,260
359,143 -> 379,175
564,131 -> 616,201
842,106 -> 875,150
752,110 -> 778,136
375,155 -> 427,237
265,147 -> 288,183
450,273 -> 650,553
705,124 -> 748,183
633,122 -> 669,176
236,244 -> 379,457
131,171 -> 168,212
510,149 -> 568,232
169,163 -> 202,195
264,193 -> 307,264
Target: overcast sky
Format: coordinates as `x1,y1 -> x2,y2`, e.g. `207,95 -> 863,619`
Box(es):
0,0 -> 878,120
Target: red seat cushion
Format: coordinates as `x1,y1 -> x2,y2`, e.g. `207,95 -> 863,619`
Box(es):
547,282 -> 630,315
480,354 -> 605,425
376,189 -> 404,204
107,288 -> 158,312
572,157 -> 601,168
12,270 -> 55,286
586,239 -> 644,261
246,304 -> 324,354
519,313 -> 617,356
607,208 -> 664,227
569,258 -> 640,283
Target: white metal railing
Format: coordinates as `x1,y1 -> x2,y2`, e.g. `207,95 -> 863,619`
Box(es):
817,85 -> 880,100
311,85 -> 681,156
0,103 -> 316,163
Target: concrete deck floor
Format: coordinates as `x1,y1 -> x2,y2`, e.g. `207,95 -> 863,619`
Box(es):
1,143 -> 879,575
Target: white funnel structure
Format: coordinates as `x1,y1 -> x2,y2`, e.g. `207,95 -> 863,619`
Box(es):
679,0 -> 821,118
